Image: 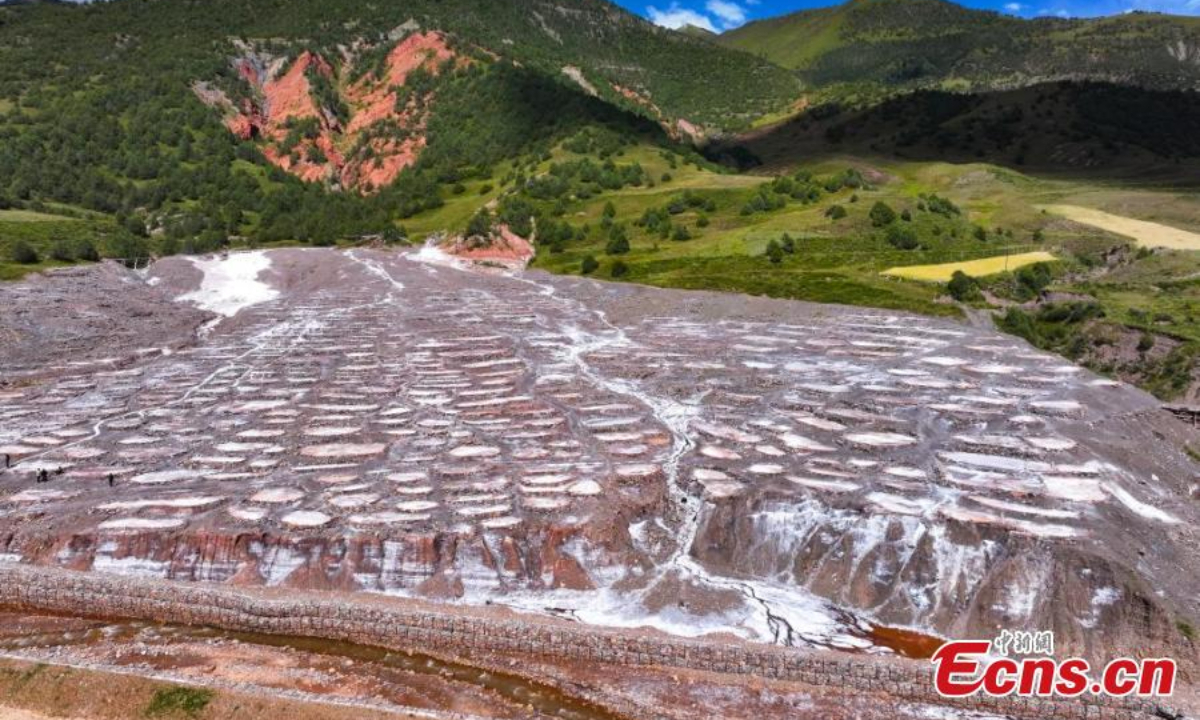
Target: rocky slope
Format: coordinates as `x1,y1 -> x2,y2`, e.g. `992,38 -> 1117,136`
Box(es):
195,31 -> 461,192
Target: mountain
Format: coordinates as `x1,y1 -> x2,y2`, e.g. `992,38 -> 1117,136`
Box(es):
0,0 -> 797,249
718,0 -> 1200,93
721,80 -> 1200,178
677,23 -> 719,40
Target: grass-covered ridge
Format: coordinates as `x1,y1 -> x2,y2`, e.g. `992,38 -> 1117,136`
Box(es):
719,0 -> 1200,94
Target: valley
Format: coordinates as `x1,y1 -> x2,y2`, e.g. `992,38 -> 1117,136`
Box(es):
1,0 -> 1199,716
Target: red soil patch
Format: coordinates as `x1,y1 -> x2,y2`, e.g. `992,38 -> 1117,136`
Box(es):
220,33 -> 458,192
263,51 -> 333,131
345,32 -> 455,136
446,225 -> 536,269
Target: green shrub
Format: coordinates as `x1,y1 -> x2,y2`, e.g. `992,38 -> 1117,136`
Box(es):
765,238 -> 784,264
886,225 -> 919,250
605,225 -> 630,255
1179,620 -> 1196,641
466,209 -> 493,238
73,239 -> 100,262
869,201 -> 896,227
49,238 -> 75,262
145,686 -> 213,718
9,240 -> 39,264
1014,262 -> 1054,299
610,259 -> 629,278
580,254 -> 598,274
825,204 -> 847,220
947,270 -> 982,302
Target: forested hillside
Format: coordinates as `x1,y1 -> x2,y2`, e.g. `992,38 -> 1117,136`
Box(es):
0,0 -> 795,254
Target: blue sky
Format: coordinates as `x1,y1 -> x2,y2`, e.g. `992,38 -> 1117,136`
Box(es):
615,0 -> 1200,32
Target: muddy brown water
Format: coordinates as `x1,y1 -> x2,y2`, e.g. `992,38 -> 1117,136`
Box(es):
865,625 -> 945,660
0,610 -> 628,720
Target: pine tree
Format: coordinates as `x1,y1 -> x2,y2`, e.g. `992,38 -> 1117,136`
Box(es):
765,239 -> 784,264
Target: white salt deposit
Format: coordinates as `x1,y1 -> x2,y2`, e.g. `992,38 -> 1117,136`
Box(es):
300,443 -> 386,458
250,488 -> 305,504
179,251 -> 279,317
129,469 -> 194,485
281,510 -> 332,528
846,432 -> 917,448
1102,482 -> 1179,524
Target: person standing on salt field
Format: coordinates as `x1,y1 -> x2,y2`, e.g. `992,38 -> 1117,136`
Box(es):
107,473 -> 114,488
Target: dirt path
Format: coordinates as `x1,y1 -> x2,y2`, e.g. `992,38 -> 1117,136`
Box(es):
1041,204 -> 1200,249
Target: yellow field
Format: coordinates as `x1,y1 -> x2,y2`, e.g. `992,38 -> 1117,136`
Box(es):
882,251 -> 1057,282
1040,205 -> 1200,250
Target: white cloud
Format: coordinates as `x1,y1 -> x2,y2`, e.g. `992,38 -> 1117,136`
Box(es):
706,0 -> 748,27
646,3 -> 720,32
1003,2 -> 1026,12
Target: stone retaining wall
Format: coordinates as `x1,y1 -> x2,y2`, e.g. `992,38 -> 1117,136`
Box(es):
0,564 -> 1182,720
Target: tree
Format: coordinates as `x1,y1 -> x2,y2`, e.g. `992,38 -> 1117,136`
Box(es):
973,225 -> 988,242
581,254 -> 599,275
947,270 -> 982,302
602,201 -> 616,220
672,225 -> 691,242
49,238 -> 74,262
826,204 -> 847,220
765,239 -> 784,264
73,239 -> 100,262
466,209 -> 493,239
124,215 -> 147,237
610,260 -> 629,278
382,226 -> 406,245
780,233 -> 795,253
869,201 -> 896,227
9,241 -> 39,264
605,225 -> 630,255
886,225 -> 919,250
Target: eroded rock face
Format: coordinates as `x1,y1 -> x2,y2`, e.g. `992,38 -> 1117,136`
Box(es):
442,225 -> 537,270
201,31 -> 459,192
1,247 -> 1197,669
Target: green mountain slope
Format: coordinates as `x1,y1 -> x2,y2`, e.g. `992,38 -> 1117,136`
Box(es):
0,0 -> 797,131
719,0 -> 1200,92
0,0 -> 798,250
